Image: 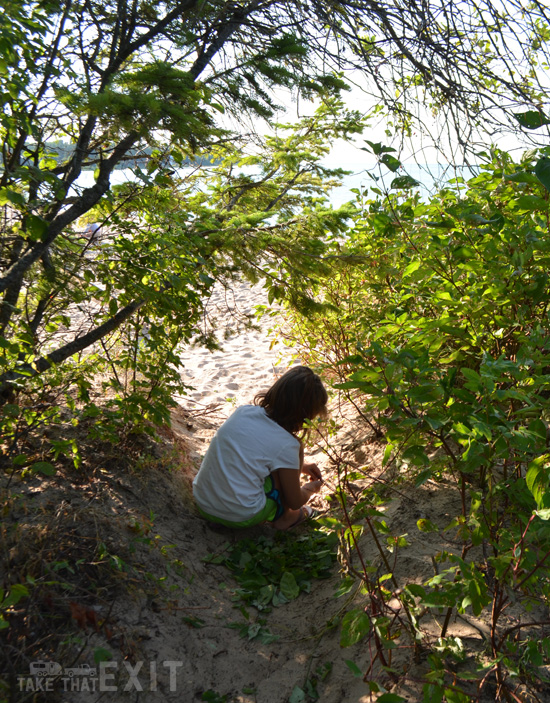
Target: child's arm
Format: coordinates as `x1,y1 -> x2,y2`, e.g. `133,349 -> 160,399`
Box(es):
299,440 -> 323,481
277,468 -> 322,510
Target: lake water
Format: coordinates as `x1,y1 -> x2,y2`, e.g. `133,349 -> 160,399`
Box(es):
74,161 -> 477,210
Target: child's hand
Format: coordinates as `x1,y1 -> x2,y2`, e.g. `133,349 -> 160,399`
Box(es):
302,480 -> 323,494
302,462 -> 323,481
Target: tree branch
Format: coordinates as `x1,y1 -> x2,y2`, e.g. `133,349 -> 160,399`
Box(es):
0,132 -> 139,296
0,297 -> 146,397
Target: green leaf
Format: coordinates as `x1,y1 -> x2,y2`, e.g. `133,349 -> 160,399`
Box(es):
461,367 -> 482,387
316,516 -> 345,529
289,686 -> 306,703
535,157 -> 550,191
29,461 -> 56,476
512,194 -> 548,211
402,444 -> 429,467
27,215 -> 49,240
344,659 -> 363,677
417,518 -> 439,532
390,175 -> 419,189
364,141 -> 396,156
514,110 -> 550,129
528,418 -> 547,444
238,572 -> 268,590
340,608 -> 370,647
414,468 -> 433,487
93,647 -> 112,663
405,583 -> 426,598
422,683 -> 444,703
505,171 -> 541,185
452,245 -> 475,259
382,443 -> 394,467
257,627 -> 279,644
280,571 -> 300,600
443,687 -> 470,703
3,404 -> 20,418
1,583 -> 29,608
380,154 -> 401,172
202,691 -> 228,703
403,261 -> 421,277
0,188 -> 25,206
526,454 -> 550,508
256,584 -> 275,606
376,694 -> 406,703
366,680 -> 382,693
334,576 -> 356,598
426,219 -> 455,229
246,623 -> 261,639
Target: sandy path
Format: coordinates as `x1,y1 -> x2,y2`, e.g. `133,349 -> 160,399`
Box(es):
45,280 -> 500,703
175,280 -> 300,417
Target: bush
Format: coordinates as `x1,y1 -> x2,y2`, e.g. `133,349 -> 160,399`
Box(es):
284,147 -> 550,700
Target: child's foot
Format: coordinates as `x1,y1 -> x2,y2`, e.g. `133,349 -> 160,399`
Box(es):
273,505 -> 317,530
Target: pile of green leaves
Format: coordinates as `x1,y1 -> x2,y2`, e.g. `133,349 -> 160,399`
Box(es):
206,529 -> 338,611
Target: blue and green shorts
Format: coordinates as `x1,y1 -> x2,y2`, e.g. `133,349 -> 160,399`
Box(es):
196,475 -> 284,528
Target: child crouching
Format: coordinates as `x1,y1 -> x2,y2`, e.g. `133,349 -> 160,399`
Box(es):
192,366 -> 327,530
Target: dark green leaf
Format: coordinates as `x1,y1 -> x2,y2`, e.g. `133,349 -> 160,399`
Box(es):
334,576 -> 356,598
289,686 -> 306,703
443,687 -> 470,703
513,194 -> 548,211
344,659 -> 362,677
390,175 -> 419,189
535,157 -> 550,191
280,571 -> 300,600
29,461 -> 56,476
364,141 -> 397,156
380,154 -> 401,172
1,584 -> 29,608
0,188 -> 25,206
514,110 -> 550,129
340,608 -> 370,647
505,171 -> 540,185
27,215 -> 49,240
93,647 -> 113,664
422,683 -> 444,703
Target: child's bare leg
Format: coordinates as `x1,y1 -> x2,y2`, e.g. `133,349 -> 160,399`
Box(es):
270,471 -> 308,530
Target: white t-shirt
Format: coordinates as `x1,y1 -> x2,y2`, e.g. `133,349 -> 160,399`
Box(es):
192,405 -> 301,521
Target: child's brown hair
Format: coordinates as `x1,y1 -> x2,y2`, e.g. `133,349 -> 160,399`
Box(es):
254,366 -> 328,435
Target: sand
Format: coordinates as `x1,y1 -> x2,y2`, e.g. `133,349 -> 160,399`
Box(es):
175,279 -> 301,415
